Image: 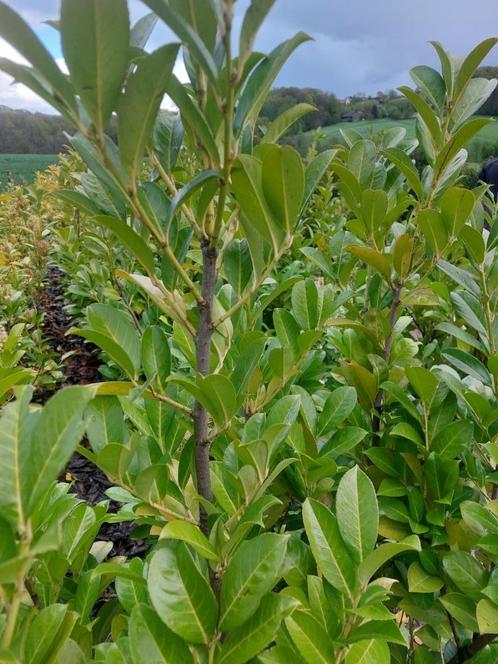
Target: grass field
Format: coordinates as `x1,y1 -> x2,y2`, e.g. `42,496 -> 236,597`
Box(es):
0,154 -> 59,189
305,117 -> 498,164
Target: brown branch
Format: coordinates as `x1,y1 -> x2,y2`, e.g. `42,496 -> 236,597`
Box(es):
192,240 -> 218,538
447,634 -> 496,664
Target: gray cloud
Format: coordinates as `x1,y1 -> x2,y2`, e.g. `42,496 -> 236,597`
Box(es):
3,0 -> 498,109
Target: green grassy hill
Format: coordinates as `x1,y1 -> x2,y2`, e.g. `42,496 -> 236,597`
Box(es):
302,117 -> 498,164
0,154 -> 59,189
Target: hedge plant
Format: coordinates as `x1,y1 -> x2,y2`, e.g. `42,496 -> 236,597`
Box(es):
1,1 -> 498,662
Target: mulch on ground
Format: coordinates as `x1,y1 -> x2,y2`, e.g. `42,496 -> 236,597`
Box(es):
36,264 -> 146,557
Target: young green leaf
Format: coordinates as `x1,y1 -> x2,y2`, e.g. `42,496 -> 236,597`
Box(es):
160,520 -> 219,561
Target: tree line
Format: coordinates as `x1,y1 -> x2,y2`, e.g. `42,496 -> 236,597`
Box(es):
2,68 -> 498,154
0,107 -> 72,153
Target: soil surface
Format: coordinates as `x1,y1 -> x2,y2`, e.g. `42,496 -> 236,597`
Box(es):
37,265 -> 146,558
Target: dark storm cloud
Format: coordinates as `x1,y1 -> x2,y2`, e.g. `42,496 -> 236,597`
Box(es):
5,0 -> 498,99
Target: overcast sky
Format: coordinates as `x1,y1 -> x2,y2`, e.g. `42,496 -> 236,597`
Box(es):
1,0 -> 498,113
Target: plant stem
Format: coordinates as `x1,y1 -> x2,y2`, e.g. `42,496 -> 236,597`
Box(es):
480,263 -> 496,356
372,282 -> 402,445
2,522 -> 32,649
193,240 -> 218,537
447,634 -> 496,663
213,238 -> 290,328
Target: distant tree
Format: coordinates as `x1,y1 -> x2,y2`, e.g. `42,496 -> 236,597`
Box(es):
383,97 -> 413,120
260,87 -> 341,135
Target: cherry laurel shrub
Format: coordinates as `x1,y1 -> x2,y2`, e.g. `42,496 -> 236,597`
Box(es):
1,1 -> 498,662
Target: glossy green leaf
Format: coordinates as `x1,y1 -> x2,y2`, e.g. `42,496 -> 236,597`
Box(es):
285,610 -> 335,664
148,541 -> 217,644
302,498 -> 356,597
477,598 -> 498,635
417,209 -> 448,256
232,153 -> 284,254
406,367 -> 439,411
461,501 -> 498,536
407,562 -> 443,593
302,149 -> 336,211
431,419 -> 473,458
119,44 -> 179,181
399,86 -> 442,144
224,239 -> 254,295
359,536 -> 421,584
317,386 -> 357,436
160,520 -> 218,561
130,12 -> 158,49
347,245 -> 391,281
0,387 -> 33,525
410,65 -> 446,108
383,147 -> 423,199
220,533 -> 288,630
166,76 -> 219,162
215,594 -> 298,664
239,0 -> 276,68
442,348 -> 491,385
440,593 -> 478,632
153,111 -> 184,173
455,38 -> 498,96
61,0 -> 129,136
347,620 -> 406,645
443,551 -> 487,600
291,278 -> 322,330
361,189 -> 388,236
129,603 -> 194,663
336,466 -> 378,562
234,32 -> 311,136
24,604 -> 78,664
141,326 -> 171,391
345,640 -> 390,664
0,59 -> 71,120
262,144 -> 305,235
164,170 -> 220,234
26,386 -> 96,513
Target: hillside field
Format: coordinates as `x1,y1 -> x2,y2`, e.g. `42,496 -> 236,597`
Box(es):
304,116 -> 498,163
0,154 -> 58,189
